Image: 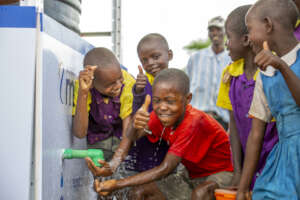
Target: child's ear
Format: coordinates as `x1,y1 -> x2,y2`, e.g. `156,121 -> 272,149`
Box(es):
168,49 -> 173,61
264,17 -> 273,34
243,34 -> 250,47
185,93 -> 192,105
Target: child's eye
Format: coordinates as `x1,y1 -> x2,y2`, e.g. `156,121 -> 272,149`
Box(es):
152,99 -> 160,104
153,55 -> 160,60
167,100 -> 176,104
142,58 -> 148,64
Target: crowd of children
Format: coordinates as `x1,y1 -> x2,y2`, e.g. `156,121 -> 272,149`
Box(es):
72,0 -> 300,199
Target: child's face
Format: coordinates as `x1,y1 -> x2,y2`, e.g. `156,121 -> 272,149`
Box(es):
225,24 -> 245,61
245,12 -> 268,55
138,40 -> 172,77
92,65 -> 124,97
208,26 -> 225,47
152,82 -> 191,127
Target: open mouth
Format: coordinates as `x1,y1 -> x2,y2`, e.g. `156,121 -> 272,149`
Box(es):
157,114 -> 172,123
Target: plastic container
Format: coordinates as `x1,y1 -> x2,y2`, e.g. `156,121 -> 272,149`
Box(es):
215,189 -> 236,200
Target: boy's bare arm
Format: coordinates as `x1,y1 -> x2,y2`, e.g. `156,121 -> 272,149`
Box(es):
229,111 -> 243,186
107,116 -> 136,173
72,66 -> 97,138
86,97 -> 150,177
95,153 -> 181,196
236,118 -> 266,200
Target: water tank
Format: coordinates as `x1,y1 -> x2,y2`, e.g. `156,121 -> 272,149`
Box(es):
0,0 -> 82,34
44,0 -> 81,34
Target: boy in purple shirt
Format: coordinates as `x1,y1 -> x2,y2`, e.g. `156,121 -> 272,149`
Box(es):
125,33 -> 173,173
216,5 -> 278,189
72,47 -> 135,159
85,35 -> 173,199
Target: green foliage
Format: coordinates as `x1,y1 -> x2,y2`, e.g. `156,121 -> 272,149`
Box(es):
184,39 -> 211,51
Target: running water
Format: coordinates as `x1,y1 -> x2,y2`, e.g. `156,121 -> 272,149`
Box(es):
97,160 -> 131,200
97,127 -> 167,200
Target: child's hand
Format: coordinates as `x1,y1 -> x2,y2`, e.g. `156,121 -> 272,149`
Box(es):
85,157 -> 114,177
135,65 -> 148,94
254,41 -> 288,71
94,179 -> 117,196
79,66 -> 97,94
134,95 -> 151,130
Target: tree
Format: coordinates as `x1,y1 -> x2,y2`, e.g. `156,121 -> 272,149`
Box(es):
184,38 -> 211,51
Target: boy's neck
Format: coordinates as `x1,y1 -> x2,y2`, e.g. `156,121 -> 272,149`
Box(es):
244,51 -> 257,80
271,33 -> 299,57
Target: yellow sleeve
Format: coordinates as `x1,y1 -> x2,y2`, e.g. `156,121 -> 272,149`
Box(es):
216,66 -> 233,111
72,80 -> 92,116
119,70 -> 136,119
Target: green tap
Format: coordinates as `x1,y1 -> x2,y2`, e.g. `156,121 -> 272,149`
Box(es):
63,149 -> 104,167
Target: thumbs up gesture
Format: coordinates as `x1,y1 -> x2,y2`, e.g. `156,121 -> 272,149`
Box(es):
134,95 -> 151,130
79,65 -> 97,94
135,65 -> 148,94
254,41 -> 287,71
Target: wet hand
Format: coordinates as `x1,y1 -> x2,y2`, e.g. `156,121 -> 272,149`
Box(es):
135,65 -> 148,94
134,95 -> 151,130
79,65 -> 97,94
85,157 -> 113,177
254,41 -> 288,71
94,179 -> 117,196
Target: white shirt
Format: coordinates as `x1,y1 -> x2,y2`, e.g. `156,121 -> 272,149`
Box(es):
186,46 -> 231,122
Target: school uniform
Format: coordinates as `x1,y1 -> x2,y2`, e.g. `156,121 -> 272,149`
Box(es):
249,44 -> 300,199
72,69 -> 135,159
217,59 -> 278,188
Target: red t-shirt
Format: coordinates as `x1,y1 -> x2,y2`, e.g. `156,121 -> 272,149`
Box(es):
148,105 -> 233,178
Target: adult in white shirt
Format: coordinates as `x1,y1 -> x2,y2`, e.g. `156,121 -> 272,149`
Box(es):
186,16 -> 231,130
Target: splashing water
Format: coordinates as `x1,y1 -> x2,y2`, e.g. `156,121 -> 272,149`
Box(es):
97,127 -> 168,200
97,160 -> 132,200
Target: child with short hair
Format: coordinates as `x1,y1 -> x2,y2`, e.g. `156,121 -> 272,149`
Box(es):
72,47 -> 135,159
236,0 -> 300,199
216,5 -> 278,188
93,68 -> 233,200
126,33 -> 172,172
84,34 -> 172,199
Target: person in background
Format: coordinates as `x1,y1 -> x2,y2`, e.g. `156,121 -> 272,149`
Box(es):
186,16 -> 231,130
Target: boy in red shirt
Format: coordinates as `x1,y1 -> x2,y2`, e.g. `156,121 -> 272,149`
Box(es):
93,68 -> 233,200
